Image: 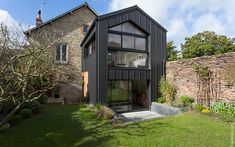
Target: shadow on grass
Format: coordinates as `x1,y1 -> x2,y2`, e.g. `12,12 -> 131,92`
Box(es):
0,105 -> 194,147
0,105 -> 114,147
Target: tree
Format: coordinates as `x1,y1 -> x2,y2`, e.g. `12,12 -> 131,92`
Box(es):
0,23 -> 63,125
181,31 -> 235,58
167,41 -> 178,61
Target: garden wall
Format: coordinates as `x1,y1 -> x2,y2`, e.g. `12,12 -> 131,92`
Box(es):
166,52 -> 235,103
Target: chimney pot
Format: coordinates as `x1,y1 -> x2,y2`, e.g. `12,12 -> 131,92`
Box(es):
36,10 -> 43,26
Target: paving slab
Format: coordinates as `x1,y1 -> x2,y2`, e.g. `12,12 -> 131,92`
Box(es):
119,111 -> 164,122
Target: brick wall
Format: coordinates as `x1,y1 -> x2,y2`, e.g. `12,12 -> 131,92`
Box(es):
166,52 -> 235,103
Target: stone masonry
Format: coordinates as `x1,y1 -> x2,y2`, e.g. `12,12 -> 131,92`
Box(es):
27,6 -> 96,103
166,52 -> 235,103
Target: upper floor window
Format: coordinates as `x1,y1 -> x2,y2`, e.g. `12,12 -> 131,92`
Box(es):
83,25 -> 89,33
109,22 -> 145,35
55,44 -> 68,63
108,22 -> 148,69
85,38 -> 95,57
108,22 -> 147,50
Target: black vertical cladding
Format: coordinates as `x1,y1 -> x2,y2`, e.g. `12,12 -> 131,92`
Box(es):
150,21 -> 157,102
97,20 -> 108,104
81,6 -> 167,108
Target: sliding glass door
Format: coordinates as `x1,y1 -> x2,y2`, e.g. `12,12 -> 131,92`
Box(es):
107,81 -> 132,104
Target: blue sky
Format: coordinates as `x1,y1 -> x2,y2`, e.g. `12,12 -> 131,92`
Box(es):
1,0 -> 235,50
0,0 -> 108,25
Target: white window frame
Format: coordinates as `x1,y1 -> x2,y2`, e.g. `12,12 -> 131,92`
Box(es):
55,44 -> 68,64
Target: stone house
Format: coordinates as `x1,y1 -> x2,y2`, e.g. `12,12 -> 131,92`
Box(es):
24,2 -> 97,104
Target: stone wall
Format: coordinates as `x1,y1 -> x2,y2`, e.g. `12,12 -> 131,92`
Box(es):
166,52 -> 235,103
28,7 -> 96,103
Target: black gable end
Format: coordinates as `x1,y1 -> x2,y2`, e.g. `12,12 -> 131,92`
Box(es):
97,5 -> 167,33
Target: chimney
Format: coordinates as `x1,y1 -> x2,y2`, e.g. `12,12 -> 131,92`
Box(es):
36,10 -> 43,26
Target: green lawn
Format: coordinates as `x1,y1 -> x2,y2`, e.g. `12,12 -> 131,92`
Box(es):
0,105 -> 233,147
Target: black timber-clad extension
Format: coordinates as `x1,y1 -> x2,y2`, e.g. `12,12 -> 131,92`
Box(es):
81,5 -> 167,112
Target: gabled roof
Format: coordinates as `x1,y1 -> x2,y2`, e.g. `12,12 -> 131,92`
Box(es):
81,5 -> 167,46
24,2 -> 98,34
97,5 -> 167,32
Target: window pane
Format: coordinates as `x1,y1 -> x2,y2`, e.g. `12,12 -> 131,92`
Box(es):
135,28 -> 145,35
122,35 -> 134,49
122,22 -> 134,33
92,40 -> 95,52
107,51 -> 117,67
108,33 -> 121,48
88,44 -> 92,55
135,37 -> 146,50
56,46 -> 60,61
62,45 -> 67,61
83,25 -> 89,33
109,25 -> 121,31
107,81 -> 130,103
108,51 -> 147,68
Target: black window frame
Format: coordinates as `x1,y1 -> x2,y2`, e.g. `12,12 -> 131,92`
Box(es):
83,24 -> 89,33
107,80 -> 132,105
108,22 -> 149,69
85,37 -> 96,57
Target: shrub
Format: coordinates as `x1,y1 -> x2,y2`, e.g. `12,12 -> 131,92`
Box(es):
96,106 -> 116,119
194,105 -> 205,112
0,124 -> 10,132
19,108 -> 33,119
159,77 -> 175,104
156,97 -> 165,103
24,100 -> 42,114
8,115 -> 22,126
180,96 -> 194,107
201,108 -> 210,114
210,102 -> 235,122
87,103 -> 102,112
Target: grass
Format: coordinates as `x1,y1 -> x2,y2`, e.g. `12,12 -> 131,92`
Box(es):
0,104 -> 234,147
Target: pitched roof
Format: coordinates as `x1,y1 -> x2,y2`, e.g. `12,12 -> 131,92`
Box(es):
24,2 -> 98,34
81,5 -> 167,46
96,5 -> 167,32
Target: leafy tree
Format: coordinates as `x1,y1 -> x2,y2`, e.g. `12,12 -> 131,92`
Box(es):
181,31 -> 235,58
167,41 -> 178,61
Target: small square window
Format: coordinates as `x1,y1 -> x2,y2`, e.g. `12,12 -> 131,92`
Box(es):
83,25 -> 89,33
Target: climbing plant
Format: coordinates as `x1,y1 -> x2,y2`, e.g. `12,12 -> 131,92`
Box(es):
194,64 -> 212,107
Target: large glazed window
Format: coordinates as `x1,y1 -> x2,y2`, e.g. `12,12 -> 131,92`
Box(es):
108,51 -> 147,68
107,81 -> 132,103
109,22 -> 145,35
108,22 -> 148,68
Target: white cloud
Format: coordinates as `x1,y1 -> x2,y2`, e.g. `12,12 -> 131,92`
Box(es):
0,10 -> 21,30
108,0 -> 175,25
168,19 -> 188,49
0,9 -> 27,44
192,14 -> 226,35
108,0 -> 235,50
